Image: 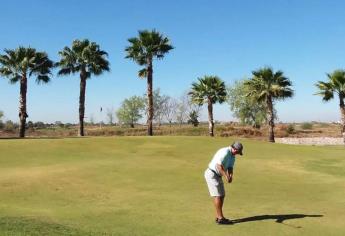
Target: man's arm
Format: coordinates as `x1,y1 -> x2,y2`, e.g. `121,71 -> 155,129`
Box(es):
216,164 -> 232,182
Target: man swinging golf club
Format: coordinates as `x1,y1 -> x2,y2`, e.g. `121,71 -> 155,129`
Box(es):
204,141 -> 244,225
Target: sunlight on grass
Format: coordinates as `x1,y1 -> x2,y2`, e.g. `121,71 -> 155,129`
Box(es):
0,137 -> 344,235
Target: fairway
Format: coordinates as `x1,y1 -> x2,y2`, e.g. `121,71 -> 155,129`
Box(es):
0,137 -> 344,236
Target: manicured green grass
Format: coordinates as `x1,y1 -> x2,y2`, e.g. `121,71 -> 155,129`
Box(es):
0,137 -> 344,235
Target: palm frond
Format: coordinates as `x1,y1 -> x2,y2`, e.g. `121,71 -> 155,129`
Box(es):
57,67 -> 73,76
9,75 -> 22,84
138,68 -> 148,78
35,75 -> 50,84
315,80 -> 335,102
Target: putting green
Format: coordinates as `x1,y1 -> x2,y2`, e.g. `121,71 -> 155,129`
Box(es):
0,137 -> 344,235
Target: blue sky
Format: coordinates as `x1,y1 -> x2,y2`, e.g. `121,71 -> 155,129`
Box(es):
0,0 -> 345,123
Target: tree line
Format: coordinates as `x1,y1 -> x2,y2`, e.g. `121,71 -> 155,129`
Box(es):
1,29 -> 344,144
116,89 -> 200,128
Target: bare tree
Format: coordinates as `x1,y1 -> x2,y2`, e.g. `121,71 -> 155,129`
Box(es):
175,92 -> 191,125
106,107 -> 115,125
144,88 -> 169,126
162,96 -> 178,126
153,89 -> 168,126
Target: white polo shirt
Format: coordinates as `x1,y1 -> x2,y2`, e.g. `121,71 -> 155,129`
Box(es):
208,147 -> 236,176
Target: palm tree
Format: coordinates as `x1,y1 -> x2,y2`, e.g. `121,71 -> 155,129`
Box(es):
245,67 -> 294,142
125,30 -> 174,136
315,70 -> 345,144
0,47 -> 53,138
189,76 -> 227,136
57,39 -> 109,136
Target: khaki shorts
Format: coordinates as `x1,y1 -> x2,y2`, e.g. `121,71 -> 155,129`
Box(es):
204,168 -> 225,197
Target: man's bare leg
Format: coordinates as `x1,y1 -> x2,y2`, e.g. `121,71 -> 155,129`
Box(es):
213,196 -> 225,219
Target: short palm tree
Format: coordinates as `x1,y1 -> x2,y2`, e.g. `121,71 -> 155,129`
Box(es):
57,39 -> 109,136
245,67 -> 294,142
315,70 -> 345,144
125,30 -> 173,136
189,76 -> 227,136
0,47 -> 53,138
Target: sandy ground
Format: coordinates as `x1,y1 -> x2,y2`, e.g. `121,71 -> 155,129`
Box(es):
276,137 -> 344,145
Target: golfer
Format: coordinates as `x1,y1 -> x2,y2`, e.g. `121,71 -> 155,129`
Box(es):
204,141 -> 243,225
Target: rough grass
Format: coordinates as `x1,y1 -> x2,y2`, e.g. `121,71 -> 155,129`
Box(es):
1,122 -> 343,139
0,137 -> 344,235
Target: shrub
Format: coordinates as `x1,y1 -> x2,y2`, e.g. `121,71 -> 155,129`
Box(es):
34,121 -> 46,129
4,120 -> 18,132
26,121 -> 34,129
187,110 -> 199,127
64,123 -> 73,129
286,124 -> 295,134
219,126 -> 262,137
301,122 -> 313,130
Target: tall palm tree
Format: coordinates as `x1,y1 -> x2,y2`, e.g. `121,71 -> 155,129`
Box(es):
125,30 -> 173,136
315,70 -> 345,144
57,39 -> 109,136
189,76 -> 227,136
0,47 -> 53,138
245,67 -> 294,142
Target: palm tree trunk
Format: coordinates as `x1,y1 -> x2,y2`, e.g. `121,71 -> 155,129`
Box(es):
79,70 -> 87,136
19,74 -> 28,138
207,98 -> 214,137
339,95 -> 345,145
147,59 -> 153,136
267,96 -> 275,142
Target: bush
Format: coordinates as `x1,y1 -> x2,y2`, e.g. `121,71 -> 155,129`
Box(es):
301,122 -> 313,130
64,123 -> 73,129
286,124 -> 295,134
219,126 -> 262,137
4,120 -> 18,132
26,121 -> 34,129
187,110 -> 199,127
55,121 -> 65,128
34,121 -> 46,129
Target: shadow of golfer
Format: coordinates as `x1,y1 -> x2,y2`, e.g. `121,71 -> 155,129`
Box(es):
232,214 -> 323,225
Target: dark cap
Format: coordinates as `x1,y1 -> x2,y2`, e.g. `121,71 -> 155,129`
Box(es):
231,141 -> 243,155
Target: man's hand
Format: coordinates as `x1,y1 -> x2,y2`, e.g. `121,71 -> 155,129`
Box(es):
216,164 -> 233,184
227,168 -> 233,184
